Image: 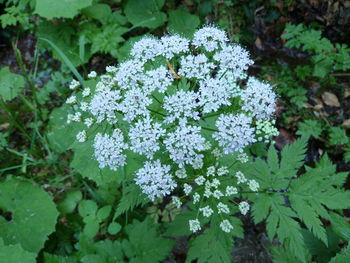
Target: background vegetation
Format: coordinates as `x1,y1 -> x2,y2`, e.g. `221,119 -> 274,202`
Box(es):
0,0 -> 349,262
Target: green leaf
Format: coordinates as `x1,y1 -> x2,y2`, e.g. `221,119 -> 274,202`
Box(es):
330,245 -> 350,263
43,253 -> 77,263
57,190 -> 82,214
108,222 -> 121,235
123,217 -> 174,263
97,205 -> 111,221
70,141 -> 120,186
296,120 -> 323,139
0,67 -> 25,101
0,239 -> 36,263
47,105 -> 84,153
280,136 -> 307,174
35,0 -> 93,19
39,37 -> 84,84
81,4 -> 111,24
115,184 -> 146,217
124,0 -> 166,29
168,9 -> 200,38
164,210 -> 197,236
186,228 -> 233,263
0,178 -> 58,253
328,127 -> 349,145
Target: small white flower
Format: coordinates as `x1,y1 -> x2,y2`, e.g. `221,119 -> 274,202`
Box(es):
241,77 -> 276,120
129,116 -> 165,158
106,66 -> 117,73
212,148 -> 222,159
195,176 -> 206,185
87,71 -> 97,78
66,95 -> 76,104
163,90 -> 200,123
248,179 -> 260,192
217,202 -> 230,214
199,206 -> 214,217
76,130 -> 87,142
211,179 -> 221,188
89,88 -> 121,123
213,44 -> 253,76
213,113 -> 256,154
220,219 -> 233,233
115,60 -> 144,90
131,37 -> 162,62
236,153 -> 248,163
217,166 -> 229,176
160,34 -> 190,59
172,196 -> 182,209
93,129 -> 128,171
175,168 -> 187,179
206,166 -> 216,177
178,54 -> 215,80
213,190 -> 224,199
119,88 -> 152,122
192,26 -> 228,52
164,124 -> 206,168
225,186 -> 238,196
193,193 -> 200,204
238,201 -> 250,215
69,79 -> 80,90
84,118 -> 94,128
82,88 -> 91,97
134,160 -> 177,201
184,183 -> 192,195
80,102 -> 89,112
189,219 -> 201,233
235,171 -> 247,184
71,112 -> 81,122
143,66 -> 173,93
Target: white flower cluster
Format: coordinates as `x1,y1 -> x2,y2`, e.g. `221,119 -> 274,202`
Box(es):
183,165 -> 258,233
66,26 -> 278,225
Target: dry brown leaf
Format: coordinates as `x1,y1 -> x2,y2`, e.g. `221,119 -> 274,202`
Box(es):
321,91 -> 340,107
255,37 -> 263,50
342,119 -> 350,129
344,87 -> 350,98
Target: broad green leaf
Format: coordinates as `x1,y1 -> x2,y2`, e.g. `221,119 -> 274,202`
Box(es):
70,141 -> 120,186
0,178 -> 58,253
168,9 -> 200,38
81,4 -> 111,24
124,0 -> 166,29
35,0 -> 93,19
0,67 -> 25,101
0,239 -> 36,263
47,105 -> 84,153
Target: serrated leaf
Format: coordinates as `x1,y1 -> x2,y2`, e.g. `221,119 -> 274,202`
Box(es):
186,228 -> 233,263
0,67 -> 25,101
0,178 -> 58,253
44,253 -> 77,263
124,217 -> 174,263
35,0 -> 93,19
115,184 -> 146,217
